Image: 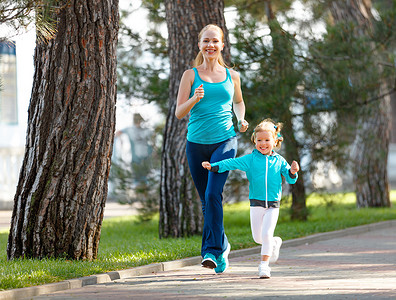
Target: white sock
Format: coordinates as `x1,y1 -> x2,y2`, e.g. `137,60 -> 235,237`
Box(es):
260,260 -> 269,266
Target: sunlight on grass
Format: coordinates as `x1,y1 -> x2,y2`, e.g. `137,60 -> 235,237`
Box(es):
0,191 -> 395,291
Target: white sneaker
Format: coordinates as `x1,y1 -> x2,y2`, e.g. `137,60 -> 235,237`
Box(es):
258,263 -> 271,279
269,236 -> 282,263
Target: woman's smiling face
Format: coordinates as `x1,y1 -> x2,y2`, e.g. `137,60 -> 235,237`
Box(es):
255,130 -> 276,155
198,28 -> 224,60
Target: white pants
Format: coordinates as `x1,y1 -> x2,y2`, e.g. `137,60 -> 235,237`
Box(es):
250,206 -> 279,256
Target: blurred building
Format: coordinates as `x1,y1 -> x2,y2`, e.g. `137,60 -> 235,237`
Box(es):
0,42 -> 18,124
0,41 -> 25,209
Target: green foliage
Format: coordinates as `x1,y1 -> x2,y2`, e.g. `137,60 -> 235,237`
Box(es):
0,0 -> 37,29
225,0 -> 294,22
232,13 -> 302,137
1,192 -> 395,290
231,2 -> 396,180
142,0 -> 166,23
0,0 -> 59,41
117,3 -> 169,114
304,2 -> 396,171
373,0 -> 396,46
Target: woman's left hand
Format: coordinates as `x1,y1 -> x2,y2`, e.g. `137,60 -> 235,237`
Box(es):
238,119 -> 249,132
202,161 -> 212,170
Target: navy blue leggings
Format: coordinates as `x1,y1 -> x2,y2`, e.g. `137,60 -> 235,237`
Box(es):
186,137 -> 237,258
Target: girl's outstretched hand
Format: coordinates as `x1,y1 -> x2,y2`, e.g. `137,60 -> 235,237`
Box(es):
290,160 -> 300,174
202,161 -> 212,170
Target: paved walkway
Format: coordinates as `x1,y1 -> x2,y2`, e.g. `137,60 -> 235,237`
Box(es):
8,221 -> 395,300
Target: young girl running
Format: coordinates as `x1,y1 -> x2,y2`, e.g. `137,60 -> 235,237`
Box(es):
202,119 -> 299,278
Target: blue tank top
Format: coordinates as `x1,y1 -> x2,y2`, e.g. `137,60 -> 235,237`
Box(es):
187,68 -> 236,144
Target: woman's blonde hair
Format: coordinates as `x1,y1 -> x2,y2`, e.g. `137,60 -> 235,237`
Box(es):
251,118 -> 284,150
193,24 -> 229,68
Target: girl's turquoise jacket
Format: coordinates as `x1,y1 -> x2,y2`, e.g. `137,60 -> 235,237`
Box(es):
211,149 -> 298,204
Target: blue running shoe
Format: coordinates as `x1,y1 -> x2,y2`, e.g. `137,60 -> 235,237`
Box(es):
201,253 -> 217,269
215,243 -> 231,274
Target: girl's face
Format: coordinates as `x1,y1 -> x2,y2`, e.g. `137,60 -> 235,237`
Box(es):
198,28 -> 224,61
255,131 -> 276,156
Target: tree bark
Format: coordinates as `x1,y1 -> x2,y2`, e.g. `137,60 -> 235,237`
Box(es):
330,0 -> 391,208
161,0 -> 229,238
283,113 -> 308,220
352,81 -> 391,207
7,0 -> 119,260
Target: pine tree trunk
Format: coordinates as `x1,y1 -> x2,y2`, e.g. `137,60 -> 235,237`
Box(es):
7,0 -> 119,260
161,0 -> 229,238
283,115 -> 308,220
330,0 -> 391,208
352,81 -> 391,207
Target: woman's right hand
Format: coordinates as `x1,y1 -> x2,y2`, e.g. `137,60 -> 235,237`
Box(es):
175,70 -> 203,119
194,84 -> 204,102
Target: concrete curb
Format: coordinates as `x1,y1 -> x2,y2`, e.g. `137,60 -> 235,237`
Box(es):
1,220 -> 395,300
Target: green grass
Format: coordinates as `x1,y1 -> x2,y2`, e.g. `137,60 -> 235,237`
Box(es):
1,191 -> 395,291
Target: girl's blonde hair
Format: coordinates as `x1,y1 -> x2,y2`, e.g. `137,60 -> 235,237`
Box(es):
251,118 -> 284,150
193,24 -> 229,68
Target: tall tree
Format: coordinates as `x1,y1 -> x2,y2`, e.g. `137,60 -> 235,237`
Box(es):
7,0 -> 119,260
161,0 -> 230,238
328,0 -> 391,207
